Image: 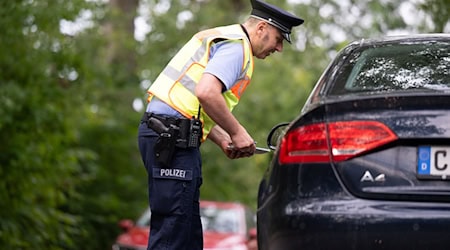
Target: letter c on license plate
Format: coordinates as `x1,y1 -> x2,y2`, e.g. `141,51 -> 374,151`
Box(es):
418,146 -> 450,180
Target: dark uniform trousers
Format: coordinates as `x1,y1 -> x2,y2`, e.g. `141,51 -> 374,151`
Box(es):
138,123 -> 203,250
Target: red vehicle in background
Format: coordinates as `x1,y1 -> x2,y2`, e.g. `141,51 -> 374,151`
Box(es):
112,200 -> 257,250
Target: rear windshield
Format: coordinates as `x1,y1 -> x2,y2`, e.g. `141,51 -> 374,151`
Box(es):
329,40 -> 450,95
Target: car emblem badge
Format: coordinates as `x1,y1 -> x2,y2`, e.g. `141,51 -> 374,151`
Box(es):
360,170 -> 385,182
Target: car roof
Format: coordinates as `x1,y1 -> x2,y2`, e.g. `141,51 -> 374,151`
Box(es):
200,200 -> 247,209
347,33 -> 450,48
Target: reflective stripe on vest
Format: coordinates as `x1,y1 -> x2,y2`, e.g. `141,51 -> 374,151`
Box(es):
147,24 -> 254,141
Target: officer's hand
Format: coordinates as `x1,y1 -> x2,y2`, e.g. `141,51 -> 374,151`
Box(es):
225,143 -> 255,159
229,128 -> 256,156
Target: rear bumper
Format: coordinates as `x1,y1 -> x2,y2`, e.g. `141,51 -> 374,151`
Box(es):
258,198 -> 450,250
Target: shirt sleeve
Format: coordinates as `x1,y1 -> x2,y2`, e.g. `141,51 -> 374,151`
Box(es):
204,40 -> 244,91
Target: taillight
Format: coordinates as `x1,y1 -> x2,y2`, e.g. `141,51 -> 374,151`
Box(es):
279,121 -> 397,164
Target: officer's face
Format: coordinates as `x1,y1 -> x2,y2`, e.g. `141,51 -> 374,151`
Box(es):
254,22 -> 284,59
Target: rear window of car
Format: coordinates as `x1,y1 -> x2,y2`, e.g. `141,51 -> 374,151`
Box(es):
329,40 -> 450,95
201,206 -> 240,233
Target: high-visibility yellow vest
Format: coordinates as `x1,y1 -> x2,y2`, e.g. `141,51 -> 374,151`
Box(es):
147,24 -> 254,141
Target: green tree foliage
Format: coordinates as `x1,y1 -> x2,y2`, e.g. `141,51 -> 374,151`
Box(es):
0,0 -> 145,249
419,0 -> 450,32
0,0 -> 447,249
0,0 -> 93,248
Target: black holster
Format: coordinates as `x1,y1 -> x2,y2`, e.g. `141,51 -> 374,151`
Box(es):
154,125 -> 178,167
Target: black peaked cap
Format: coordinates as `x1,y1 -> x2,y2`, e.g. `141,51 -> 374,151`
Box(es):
250,0 -> 304,43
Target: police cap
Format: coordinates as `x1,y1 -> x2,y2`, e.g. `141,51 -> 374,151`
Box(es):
250,0 -> 304,43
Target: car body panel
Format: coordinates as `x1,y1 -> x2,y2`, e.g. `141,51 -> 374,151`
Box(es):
263,198 -> 450,249
114,227 -> 148,250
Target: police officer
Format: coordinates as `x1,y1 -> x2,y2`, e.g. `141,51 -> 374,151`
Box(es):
138,0 -> 304,249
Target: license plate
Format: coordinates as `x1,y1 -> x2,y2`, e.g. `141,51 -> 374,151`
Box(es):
417,146 -> 450,180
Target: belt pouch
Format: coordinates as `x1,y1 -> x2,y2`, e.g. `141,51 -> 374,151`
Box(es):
176,119 -> 190,148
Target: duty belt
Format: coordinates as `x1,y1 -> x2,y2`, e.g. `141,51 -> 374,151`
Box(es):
141,112 -> 185,128
141,112 -> 203,167
141,112 -> 202,148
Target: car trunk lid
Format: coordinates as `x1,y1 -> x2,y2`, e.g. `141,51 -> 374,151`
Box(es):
325,94 -> 450,202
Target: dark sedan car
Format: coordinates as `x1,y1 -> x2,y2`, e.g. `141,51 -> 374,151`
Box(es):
257,34 -> 450,250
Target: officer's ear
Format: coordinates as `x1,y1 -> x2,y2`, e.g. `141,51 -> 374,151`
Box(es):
256,21 -> 268,36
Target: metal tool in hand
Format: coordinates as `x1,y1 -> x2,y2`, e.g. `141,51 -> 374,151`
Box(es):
227,143 -> 271,154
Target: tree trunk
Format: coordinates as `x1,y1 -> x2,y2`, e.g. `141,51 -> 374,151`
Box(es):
103,0 -> 139,81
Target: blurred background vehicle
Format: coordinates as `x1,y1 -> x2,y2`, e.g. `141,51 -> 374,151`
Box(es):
112,200 -> 256,250
257,34 -> 450,250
